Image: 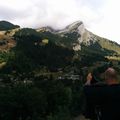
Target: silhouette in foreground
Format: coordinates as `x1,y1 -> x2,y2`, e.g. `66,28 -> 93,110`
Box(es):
84,67 -> 120,120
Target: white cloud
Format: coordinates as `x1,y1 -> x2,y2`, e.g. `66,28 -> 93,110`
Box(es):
88,0 -> 120,44
0,0 -> 120,44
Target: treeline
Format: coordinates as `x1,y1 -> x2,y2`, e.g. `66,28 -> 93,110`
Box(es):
0,77 -> 84,120
0,21 -> 19,31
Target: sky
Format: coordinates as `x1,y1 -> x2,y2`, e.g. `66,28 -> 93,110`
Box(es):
0,0 -> 120,44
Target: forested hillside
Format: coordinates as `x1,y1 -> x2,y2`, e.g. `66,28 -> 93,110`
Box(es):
0,21 -> 120,120
0,21 -> 20,31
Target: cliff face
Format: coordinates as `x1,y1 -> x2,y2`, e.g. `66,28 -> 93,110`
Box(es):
52,21 -> 120,54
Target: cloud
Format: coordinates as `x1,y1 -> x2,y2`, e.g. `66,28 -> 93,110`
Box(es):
0,0 -> 101,27
88,0 -> 120,43
0,0 -> 120,44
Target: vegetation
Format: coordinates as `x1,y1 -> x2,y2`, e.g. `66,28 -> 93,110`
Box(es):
0,22 -> 119,120
0,21 -> 20,31
98,37 -> 120,54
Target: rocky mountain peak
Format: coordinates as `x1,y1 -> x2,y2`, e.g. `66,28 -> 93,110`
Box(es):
65,21 -> 83,30
55,21 -> 97,51
57,21 -> 83,34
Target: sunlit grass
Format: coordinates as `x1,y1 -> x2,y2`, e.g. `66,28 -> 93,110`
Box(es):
106,56 -> 120,61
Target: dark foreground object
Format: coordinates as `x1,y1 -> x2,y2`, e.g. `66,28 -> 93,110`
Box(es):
84,84 -> 120,120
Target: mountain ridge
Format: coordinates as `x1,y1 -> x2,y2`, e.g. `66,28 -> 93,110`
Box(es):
0,21 -> 20,31
36,21 -> 120,53
0,20 -> 120,56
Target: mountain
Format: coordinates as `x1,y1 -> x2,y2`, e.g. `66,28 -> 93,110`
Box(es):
0,21 -> 20,31
55,21 -> 96,51
0,20 -> 120,66
36,21 -> 120,67
0,21 -> 120,120
0,20 -> 119,57
56,21 -> 120,54
37,21 -> 120,57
